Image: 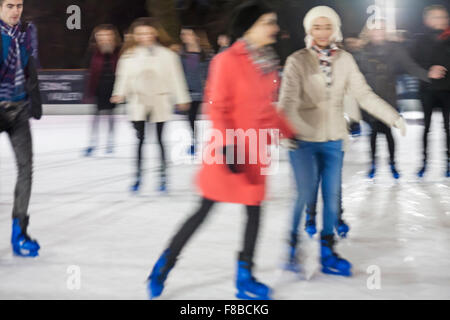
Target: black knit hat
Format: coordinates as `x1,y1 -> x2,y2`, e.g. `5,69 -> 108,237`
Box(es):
229,0 -> 275,44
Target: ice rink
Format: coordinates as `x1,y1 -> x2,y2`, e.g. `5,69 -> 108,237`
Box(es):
0,113 -> 449,300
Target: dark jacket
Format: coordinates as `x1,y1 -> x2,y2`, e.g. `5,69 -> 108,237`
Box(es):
355,41 -> 428,108
430,33 -> 450,91
84,48 -> 120,109
180,50 -> 210,102
411,27 -> 450,91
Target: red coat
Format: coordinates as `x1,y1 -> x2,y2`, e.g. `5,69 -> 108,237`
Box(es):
196,41 -> 296,206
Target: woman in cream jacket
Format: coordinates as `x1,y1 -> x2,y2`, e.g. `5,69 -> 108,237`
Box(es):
112,18 -> 191,193
278,6 -> 406,277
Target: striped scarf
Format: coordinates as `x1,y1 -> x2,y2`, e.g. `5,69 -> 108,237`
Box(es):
0,20 -> 32,101
312,43 -> 339,88
240,38 -> 279,75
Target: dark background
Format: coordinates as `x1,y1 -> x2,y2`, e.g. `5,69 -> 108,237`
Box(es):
21,0 -> 450,69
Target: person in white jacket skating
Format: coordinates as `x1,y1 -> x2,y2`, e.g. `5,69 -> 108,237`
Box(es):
111,17 -> 191,193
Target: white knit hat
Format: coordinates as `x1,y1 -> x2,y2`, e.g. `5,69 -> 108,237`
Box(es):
303,6 -> 343,48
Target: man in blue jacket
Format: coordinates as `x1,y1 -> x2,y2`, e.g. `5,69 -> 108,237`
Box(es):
0,0 -> 42,257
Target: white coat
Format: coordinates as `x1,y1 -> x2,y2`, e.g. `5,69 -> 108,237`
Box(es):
113,45 -> 191,123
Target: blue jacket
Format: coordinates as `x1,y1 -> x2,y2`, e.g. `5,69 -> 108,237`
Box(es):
0,21 -> 42,119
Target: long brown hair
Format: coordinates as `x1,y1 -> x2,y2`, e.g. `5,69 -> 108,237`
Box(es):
180,27 -> 213,62
88,24 -> 122,51
121,17 -> 173,56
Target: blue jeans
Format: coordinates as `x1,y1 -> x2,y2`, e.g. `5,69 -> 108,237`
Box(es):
288,140 -> 344,247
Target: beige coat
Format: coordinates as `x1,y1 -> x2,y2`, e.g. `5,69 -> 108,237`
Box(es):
113,45 -> 191,122
278,48 -> 400,146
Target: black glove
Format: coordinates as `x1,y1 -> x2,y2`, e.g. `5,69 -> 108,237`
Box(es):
0,108 -> 10,132
222,145 -> 241,174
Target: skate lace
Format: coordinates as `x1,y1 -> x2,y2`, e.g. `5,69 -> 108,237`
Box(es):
305,220 -> 315,227
21,233 -> 34,243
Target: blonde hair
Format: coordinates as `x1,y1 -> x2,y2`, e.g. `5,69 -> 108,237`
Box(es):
120,17 -> 173,56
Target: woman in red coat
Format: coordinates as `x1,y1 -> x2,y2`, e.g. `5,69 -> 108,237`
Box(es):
147,0 -> 296,300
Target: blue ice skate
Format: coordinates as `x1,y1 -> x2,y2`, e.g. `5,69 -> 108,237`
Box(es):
368,163 -> 376,179
188,144 -> 196,156
320,235 -> 352,277
130,178 -> 141,193
390,163 -> 400,179
417,163 -> 427,178
336,220 -> 350,239
158,170 -> 167,193
304,214 -> 317,238
84,147 -> 95,157
236,261 -> 272,300
147,250 -> 173,299
284,245 -> 301,274
11,219 -> 40,257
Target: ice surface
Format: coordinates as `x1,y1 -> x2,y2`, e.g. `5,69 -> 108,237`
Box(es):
0,114 -> 449,299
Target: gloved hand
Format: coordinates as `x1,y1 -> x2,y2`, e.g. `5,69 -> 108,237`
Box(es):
281,138 -> 299,150
393,117 -> 407,136
0,107 -> 10,132
222,145 -> 241,174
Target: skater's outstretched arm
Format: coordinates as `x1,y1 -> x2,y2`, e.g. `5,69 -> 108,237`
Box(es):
111,56 -> 130,104
346,53 -> 400,127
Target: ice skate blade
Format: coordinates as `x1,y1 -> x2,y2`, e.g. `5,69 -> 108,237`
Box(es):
149,291 -> 161,300
147,281 -> 163,300
13,247 -> 39,258
321,267 -> 352,277
337,227 -> 350,239
284,263 -> 301,274
130,183 -> 141,194
417,169 -> 426,178
281,263 -> 307,281
236,291 -> 272,300
158,185 -> 168,194
305,227 -> 316,238
84,147 -> 95,157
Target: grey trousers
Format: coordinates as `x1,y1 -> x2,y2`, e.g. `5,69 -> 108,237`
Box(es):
2,104 -> 33,231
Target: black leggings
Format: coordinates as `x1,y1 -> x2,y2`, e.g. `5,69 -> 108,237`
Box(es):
420,89 -> 450,163
164,198 -> 262,270
132,121 -> 166,179
369,120 -> 396,165
89,109 -> 115,147
188,101 -> 201,144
